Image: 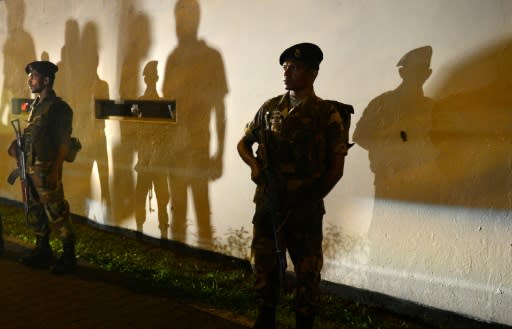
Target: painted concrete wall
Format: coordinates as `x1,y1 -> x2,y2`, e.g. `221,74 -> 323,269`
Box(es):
0,0 -> 511,325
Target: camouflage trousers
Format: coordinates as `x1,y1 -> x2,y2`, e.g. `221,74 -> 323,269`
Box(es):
27,168 -> 74,241
252,201 -> 324,317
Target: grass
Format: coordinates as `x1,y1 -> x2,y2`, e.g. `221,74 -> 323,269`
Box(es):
0,201 -> 440,329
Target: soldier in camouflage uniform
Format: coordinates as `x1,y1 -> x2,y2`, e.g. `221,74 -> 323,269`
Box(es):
8,61 -> 76,274
237,43 -> 348,329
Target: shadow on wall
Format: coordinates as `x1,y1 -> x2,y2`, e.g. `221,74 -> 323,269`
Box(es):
0,0 -> 36,183
353,41 -> 512,211
351,42 -> 512,275
112,2 -> 151,225
0,0 -> 36,125
108,0 -> 228,248
56,20 -> 111,221
134,60 -> 172,240
161,0 -> 227,248
353,46 -> 439,206
431,38 -> 512,210
352,46 -> 440,272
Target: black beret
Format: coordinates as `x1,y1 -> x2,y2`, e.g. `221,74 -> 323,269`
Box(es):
25,61 -> 58,76
279,43 -> 323,69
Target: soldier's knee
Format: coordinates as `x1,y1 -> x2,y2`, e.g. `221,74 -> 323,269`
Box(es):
44,200 -> 70,221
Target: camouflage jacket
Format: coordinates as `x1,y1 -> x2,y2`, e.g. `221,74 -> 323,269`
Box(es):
244,92 -> 347,205
25,91 -> 73,165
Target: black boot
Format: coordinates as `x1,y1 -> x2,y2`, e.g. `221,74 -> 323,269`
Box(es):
51,239 -> 76,274
20,235 -> 53,268
296,313 -> 315,329
253,307 -> 276,329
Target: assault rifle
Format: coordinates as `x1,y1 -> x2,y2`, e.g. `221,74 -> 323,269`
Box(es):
7,119 -> 30,225
257,110 -> 287,285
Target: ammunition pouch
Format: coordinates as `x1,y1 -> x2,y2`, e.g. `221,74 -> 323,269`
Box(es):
65,137 -> 81,162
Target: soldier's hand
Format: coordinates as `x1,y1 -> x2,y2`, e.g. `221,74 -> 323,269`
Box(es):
7,140 -> 18,158
250,163 -> 263,184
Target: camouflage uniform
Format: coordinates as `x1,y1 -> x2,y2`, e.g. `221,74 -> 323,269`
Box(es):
24,90 -> 74,241
243,92 -> 347,317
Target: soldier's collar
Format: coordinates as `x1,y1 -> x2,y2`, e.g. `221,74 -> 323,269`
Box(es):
36,90 -> 57,105
281,91 -> 317,109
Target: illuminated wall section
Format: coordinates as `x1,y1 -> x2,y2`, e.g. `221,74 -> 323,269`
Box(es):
0,0 -> 511,325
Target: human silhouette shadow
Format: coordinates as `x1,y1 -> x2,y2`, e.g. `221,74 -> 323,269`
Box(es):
352,46 -> 441,273
54,19 -> 81,110
353,46 -> 440,205
162,0 -> 228,248
0,0 -> 36,125
134,60 -> 171,240
431,38 -> 512,210
112,4 -> 152,224
79,21 -> 111,221
54,20 -> 110,221
0,0 -> 36,183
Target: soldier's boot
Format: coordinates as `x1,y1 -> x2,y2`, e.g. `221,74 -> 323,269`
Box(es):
20,234 -> 53,268
296,313 -> 315,329
253,307 -> 276,329
51,239 -> 76,274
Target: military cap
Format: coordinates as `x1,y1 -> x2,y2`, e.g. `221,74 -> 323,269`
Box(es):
279,42 -> 323,69
25,61 -> 59,77
396,46 -> 432,68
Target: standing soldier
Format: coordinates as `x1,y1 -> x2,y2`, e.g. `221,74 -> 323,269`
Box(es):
8,61 -> 77,274
237,43 -> 349,329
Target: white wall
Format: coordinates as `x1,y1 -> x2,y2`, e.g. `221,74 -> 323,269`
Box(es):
1,0 -> 511,325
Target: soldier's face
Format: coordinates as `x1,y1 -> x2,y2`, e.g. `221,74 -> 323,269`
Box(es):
27,70 -> 49,94
282,60 -> 317,92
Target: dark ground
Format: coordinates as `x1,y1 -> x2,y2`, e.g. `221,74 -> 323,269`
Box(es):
0,237 -> 250,329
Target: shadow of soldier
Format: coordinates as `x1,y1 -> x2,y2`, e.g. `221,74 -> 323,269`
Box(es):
352,46 -> 441,273
162,0 -> 228,248
353,46 -> 440,205
133,60 -> 171,240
